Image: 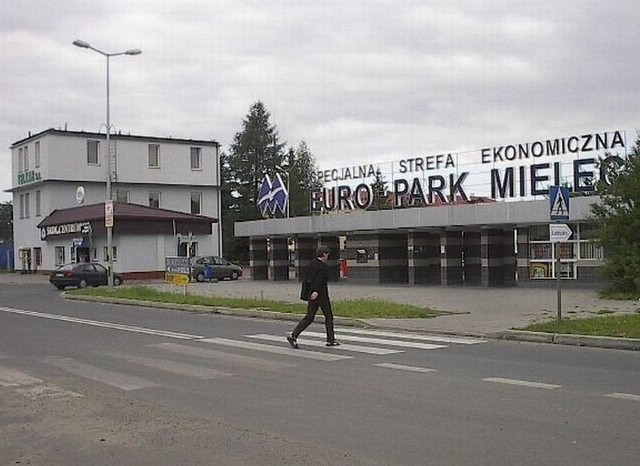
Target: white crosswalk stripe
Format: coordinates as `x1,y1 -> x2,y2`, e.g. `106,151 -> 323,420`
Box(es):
44,356 -> 158,391
374,363 -> 436,374
338,328 -> 486,345
101,350 -> 233,379
300,331 -> 447,350
149,342 -> 296,371
246,334 -> 403,355
0,364 -> 84,399
199,337 -> 351,361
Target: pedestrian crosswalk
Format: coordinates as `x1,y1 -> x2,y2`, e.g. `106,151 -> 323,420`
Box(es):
1,328 -> 487,395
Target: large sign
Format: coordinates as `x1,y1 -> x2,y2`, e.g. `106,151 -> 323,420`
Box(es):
310,130 -> 626,213
40,222 -> 91,240
257,174 -> 288,217
17,170 -> 42,186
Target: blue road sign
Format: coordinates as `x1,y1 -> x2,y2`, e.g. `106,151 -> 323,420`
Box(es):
549,186 -> 570,221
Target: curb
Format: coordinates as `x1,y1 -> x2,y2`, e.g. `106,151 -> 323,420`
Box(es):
496,330 -> 640,351
63,294 -> 372,328
64,294 -> 640,351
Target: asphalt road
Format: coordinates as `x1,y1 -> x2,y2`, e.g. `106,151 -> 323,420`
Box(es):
1,283 -> 639,465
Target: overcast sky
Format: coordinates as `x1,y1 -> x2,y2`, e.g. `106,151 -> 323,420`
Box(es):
2,0 -> 638,202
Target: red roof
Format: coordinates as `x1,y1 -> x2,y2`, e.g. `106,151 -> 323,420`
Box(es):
37,202 -> 217,228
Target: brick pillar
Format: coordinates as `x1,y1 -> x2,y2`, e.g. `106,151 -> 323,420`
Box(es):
379,233 -> 408,283
249,238 -> 268,280
319,235 -> 340,281
481,229 -> 505,286
503,229 -> 517,286
516,228 -> 530,285
294,236 -> 316,281
463,230 -> 482,285
440,230 -> 463,285
269,237 -> 289,281
410,231 -> 440,285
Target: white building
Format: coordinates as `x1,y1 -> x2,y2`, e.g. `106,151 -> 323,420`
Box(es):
9,128 -> 221,278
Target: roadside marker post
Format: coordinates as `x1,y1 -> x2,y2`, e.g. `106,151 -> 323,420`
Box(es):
549,186 -> 572,321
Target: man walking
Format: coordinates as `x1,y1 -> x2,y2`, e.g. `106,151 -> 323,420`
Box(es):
287,245 -> 340,349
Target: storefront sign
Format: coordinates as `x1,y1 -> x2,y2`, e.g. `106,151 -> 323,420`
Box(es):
40,222 -> 91,240
17,170 -> 42,186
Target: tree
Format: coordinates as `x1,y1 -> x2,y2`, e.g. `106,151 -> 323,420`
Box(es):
221,102 -> 285,260
0,201 -> 13,243
591,132 -> 640,292
283,141 -> 322,217
368,169 -> 390,210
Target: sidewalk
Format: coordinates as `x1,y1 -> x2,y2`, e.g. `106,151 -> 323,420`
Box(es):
4,272 -> 640,348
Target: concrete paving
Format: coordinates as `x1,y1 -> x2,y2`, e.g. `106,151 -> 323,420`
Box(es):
5,272 -> 639,341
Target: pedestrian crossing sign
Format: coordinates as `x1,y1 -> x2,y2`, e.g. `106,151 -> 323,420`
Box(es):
549,186 -> 570,221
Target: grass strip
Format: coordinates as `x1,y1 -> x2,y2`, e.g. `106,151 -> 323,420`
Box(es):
522,313 -> 640,339
70,286 -> 444,319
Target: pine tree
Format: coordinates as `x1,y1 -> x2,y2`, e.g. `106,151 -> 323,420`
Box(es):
368,169 -> 389,210
0,202 -> 13,243
221,102 -> 285,260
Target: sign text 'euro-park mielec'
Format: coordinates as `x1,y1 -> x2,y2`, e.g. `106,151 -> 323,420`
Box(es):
309,130 -> 626,212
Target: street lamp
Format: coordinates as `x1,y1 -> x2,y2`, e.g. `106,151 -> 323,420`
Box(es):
73,39 -> 141,286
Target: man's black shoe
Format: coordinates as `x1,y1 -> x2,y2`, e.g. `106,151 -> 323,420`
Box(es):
287,335 -> 299,349
325,341 -> 341,347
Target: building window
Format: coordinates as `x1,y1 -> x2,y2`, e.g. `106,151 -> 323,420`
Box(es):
148,144 -> 160,168
87,140 -> 100,165
104,246 -> 118,261
34,247 -> 42,267
18,148 -> 23,172
55,246 -> 66,266
190,192 -> 202,215
35,141 -> 40,168
190,147 -> 202,170
149,191 -> 160,208
35,190 -> 41,216
116,190 -> 129,203
24,193 -> 30,218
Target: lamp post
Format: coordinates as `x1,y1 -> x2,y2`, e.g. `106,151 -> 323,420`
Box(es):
73,39 -> 141,286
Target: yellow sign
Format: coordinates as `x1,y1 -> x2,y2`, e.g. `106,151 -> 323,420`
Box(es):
166,273 -> 190,285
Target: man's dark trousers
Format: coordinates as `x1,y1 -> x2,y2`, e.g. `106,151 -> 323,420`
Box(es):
292,296 -> 335,343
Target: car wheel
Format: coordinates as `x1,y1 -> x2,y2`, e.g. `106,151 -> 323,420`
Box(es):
231,271 -> 239,280
56,285 -> 65,291
78,279 -> 88,289
196,272 -> 205,282
113,277 -> 122,286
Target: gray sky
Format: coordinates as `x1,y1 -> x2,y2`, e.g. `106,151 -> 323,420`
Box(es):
2,0 -> 638,202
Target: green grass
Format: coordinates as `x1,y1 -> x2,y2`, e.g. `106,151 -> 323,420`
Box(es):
522,313 -> 640,339
70,286 -> 444,319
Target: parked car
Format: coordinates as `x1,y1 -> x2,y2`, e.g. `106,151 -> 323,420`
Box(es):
190,256 -> 242,282
49,262 -> 123,290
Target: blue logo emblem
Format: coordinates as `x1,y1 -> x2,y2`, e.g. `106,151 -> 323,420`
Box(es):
257,174 -> 288,217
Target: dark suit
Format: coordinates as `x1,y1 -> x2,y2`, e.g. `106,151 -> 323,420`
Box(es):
292,258 -> 335,343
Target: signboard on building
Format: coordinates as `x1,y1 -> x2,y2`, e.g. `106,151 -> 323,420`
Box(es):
309,130 -> 627,213
40,221 -> 91,240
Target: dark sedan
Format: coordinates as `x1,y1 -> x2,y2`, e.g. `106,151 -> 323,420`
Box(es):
191,256 -> 243,282
49,262 -> 123,290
